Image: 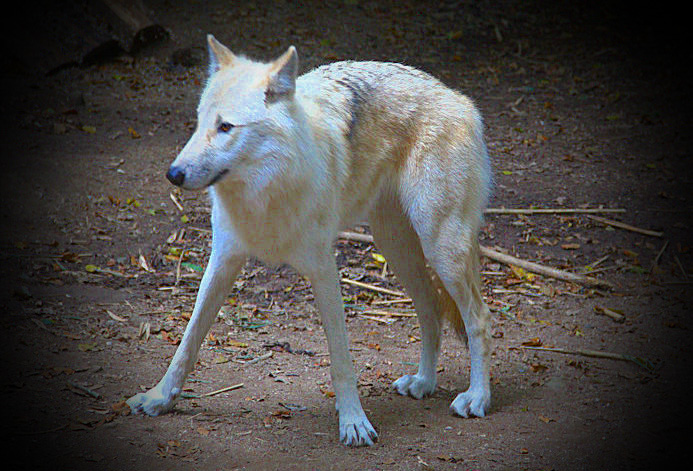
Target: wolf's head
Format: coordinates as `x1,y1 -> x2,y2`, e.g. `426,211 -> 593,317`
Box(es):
166,35 -> 299,190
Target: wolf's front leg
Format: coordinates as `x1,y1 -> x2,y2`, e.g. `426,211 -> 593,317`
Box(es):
127,246 -> 245,416
302,254 -> 378,447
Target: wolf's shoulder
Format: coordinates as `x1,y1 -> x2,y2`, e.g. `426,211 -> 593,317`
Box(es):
296,61 -> 447,108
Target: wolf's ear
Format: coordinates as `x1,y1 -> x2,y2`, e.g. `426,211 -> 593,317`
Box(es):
265,46 -> 298,103
207,34 -> 236,74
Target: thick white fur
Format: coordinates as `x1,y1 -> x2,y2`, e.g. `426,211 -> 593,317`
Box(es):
127,35 -> 492,446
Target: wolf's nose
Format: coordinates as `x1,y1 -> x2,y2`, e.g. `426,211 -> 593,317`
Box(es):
166,166 -> 185,186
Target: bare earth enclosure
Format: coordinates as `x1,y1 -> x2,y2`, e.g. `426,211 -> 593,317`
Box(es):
1,1 -> 691,470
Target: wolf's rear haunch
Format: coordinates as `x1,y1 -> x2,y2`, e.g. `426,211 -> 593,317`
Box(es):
127,35 -> 492,447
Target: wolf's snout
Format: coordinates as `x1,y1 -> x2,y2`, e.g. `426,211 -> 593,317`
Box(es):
166,166 -> 185,186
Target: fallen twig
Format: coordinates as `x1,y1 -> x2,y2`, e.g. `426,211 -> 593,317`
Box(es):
201,383 -> 244,397
586,215 -> 663,237
174,246 -> 189,287
240,351 -> 273,366
480,246 -> 614,289
138,321 -> 151,342
169,191 -> 184,212
31,318 -> 56,335
358,314 -> 395,324
88,266 -> 131,277
594,306 -> 625,323
16,424 -> 68,436
492,287 -> 542,297
106,310 -> 128,322
674,255 -> 688,280
577,265 -> 619,276
338,231 -> 613,289
188,226 -> 212,234
485,207 -> 625,215
586,254 -> 610,269
650,240 -> 669,274
519,346 -> 653,370
371,298 -> 413,306
341,278 -> 406,297
67,380 -> 102,399
361,309 -> 416,318
338,231 -> 374,243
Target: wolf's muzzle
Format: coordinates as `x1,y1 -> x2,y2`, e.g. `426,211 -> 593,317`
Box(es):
166,166 -> 185,186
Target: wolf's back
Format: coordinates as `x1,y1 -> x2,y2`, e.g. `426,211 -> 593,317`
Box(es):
296,61 -> 478,144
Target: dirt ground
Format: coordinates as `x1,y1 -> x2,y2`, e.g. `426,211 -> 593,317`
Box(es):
1,1 -> 691,470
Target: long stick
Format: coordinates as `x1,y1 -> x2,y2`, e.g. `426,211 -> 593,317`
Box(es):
67,380 -> 102,399
340,278 -> 406,297
337,231 -> 613,289
650,240 -> 669,273
358,315 -> 395,324
337,231 -> 374,243
519,346 -> 653,370
361,309 -> 416,318
201,383 -> 244,397
174,246 -> 189,287
485,208 -> 625,215
479,246 -> 614,289
586,215 -> 663,237
371,298 -> 413,305
241,351 -> 273,366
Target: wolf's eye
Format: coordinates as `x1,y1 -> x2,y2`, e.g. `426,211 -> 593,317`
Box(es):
218,122 -> 234,133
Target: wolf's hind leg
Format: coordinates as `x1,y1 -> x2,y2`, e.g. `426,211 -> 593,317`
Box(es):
421,223 -> 492,418
369,194 -> 441,399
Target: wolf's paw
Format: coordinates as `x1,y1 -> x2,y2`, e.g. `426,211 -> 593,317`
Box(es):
393,374 -> 436,399
339,413 -> 378,447
126,386 -> 179,417
450,388 -> 490,418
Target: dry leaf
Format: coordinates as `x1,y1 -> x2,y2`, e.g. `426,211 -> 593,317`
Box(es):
530,362 -> 548,373
111,400 -> 131,416
138,254 -> 153,272
522,337 -> 542,347
371,253 -> 386,264
561,243 -> 580,250
271,409 -> 292,419
510,265 -> 536,282
161,331 -> 180,344
622,249 -> 639,258
61,251 -> 81,263
540,284 -> 556,297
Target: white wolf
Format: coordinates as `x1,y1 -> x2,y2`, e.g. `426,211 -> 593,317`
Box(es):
127,35 -> 492,447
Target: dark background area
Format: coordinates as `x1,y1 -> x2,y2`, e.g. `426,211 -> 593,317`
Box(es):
1,1 -> 691,470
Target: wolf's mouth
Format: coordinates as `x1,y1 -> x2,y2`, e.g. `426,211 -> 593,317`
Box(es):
208,169 -> 229,186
